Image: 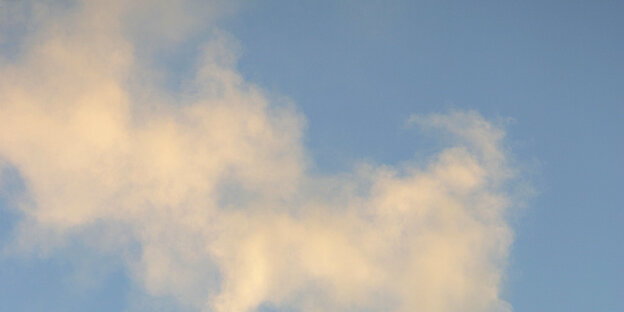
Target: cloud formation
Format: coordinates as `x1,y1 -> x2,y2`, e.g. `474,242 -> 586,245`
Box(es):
0,1 -> 517,311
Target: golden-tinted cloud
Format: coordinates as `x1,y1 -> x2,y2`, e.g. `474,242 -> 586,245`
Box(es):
0,1 -> 517,311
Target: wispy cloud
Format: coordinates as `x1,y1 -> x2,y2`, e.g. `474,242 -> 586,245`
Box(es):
0,1 -> 518,311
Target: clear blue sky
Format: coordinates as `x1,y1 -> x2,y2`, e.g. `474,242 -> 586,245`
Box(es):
226,2 -> 624,310
0,0 -> 622,311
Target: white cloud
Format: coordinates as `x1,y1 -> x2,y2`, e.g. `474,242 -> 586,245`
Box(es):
0,1 -> 519,311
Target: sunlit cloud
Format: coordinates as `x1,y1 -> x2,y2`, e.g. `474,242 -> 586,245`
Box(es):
0,1 -> 518,311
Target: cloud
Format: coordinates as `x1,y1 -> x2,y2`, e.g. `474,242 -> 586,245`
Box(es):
0,1 -> 518,311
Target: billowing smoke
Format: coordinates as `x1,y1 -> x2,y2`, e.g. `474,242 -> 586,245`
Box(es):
0,1 -> 517,311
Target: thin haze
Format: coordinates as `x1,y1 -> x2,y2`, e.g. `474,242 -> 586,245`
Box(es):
0,1 -> 521,311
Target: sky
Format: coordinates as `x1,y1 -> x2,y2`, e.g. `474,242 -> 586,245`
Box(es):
0,0 -> 622,311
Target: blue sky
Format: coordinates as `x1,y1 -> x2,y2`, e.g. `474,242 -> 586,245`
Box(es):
0,1 -> 622,311
227,2 -> 624,310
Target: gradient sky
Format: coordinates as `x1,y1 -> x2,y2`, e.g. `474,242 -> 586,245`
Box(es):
0,1 -> 622,311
